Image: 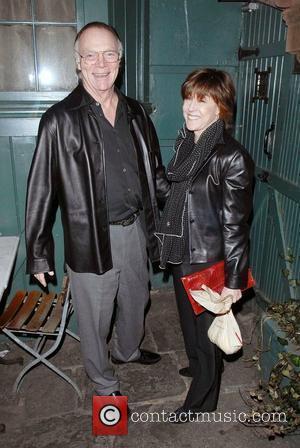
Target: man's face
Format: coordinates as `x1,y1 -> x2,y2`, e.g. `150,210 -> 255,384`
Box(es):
76,27 -> 120,97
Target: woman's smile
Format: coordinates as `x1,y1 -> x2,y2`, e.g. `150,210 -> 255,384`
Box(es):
183,95 -> 220,140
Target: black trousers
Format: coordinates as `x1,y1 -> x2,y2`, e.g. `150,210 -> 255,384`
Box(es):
172,261 -> 223,411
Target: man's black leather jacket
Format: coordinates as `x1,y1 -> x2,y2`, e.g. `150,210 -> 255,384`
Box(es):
187,131 -> 254,289
25,83 -> 170,275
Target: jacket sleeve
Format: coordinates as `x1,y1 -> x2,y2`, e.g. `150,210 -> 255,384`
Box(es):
222,150 -> 254,289
145,113 -> 170,209
25,114 -> 58,274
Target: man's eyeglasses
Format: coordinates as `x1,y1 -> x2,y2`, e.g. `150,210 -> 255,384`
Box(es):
76,50 -> 121,64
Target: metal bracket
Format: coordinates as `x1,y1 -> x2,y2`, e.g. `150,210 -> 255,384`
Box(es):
238,46 -> 259,60
258,170 -> 270,183
264,122 -> 275,159
252,67 -> 271,103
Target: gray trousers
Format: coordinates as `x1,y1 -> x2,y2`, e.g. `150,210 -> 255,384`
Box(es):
67,216 -> 149,395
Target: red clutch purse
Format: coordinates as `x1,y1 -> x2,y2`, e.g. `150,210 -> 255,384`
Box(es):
181,261 -> 255,315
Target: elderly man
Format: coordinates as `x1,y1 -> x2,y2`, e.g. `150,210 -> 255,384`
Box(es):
26,22 -> 169,397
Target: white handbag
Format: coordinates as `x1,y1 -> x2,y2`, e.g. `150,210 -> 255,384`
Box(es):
207,309 -> 243,355
190,285 -> 243,355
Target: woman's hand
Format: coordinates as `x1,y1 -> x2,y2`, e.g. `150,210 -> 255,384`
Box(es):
221,286 -> 242,303
34,271 -> 54,287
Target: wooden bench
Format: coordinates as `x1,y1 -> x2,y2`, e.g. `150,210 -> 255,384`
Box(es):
0,277 -> 82,399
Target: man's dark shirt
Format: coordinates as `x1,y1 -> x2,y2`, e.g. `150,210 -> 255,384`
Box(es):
90,92 -> 143,221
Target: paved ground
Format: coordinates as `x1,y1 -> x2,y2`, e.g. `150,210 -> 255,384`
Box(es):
0,288 -> 299,448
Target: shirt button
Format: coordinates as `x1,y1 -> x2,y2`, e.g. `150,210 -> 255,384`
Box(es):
166,221 -> 171,227
123,168 -> 127,173
190,218 -> 195,223
191,248 -> 196,252
95,102 -> 100,106
128,188 -> 131,192
117,148 -> 120,153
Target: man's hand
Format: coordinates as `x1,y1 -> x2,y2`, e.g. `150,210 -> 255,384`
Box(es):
34,271 -> 54,287
221,286 -> 242,303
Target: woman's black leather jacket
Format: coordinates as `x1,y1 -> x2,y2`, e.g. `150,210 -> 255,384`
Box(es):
187,131 -> 254,289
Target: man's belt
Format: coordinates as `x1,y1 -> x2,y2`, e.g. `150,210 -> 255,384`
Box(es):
110,211 -> 140,226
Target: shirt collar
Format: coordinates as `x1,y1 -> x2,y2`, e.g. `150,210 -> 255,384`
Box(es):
82,85 -> 127,120
66,82 -> 123,109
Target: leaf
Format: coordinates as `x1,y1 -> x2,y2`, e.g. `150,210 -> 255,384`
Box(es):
282,369 -> 291,378
282,268 -> 290,278
269,389 -> 279,399
289,354 -> 300,367
277,337 -> 289,346
285,255 -> 296,263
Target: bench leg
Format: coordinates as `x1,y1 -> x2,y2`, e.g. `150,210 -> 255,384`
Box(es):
3,329 -> 82,400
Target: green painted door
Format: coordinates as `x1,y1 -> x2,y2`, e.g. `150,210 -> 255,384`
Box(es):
236,4 -> 300,302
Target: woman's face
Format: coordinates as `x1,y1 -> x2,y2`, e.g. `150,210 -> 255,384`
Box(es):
182,95 -> 220,141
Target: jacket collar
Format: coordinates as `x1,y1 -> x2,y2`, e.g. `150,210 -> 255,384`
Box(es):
65,82 -> 137,119
201,128 -> 230,164
65,83 -> 94,110
190,128 -> 230,180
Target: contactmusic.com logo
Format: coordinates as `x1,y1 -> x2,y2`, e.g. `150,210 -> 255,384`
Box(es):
93,396 -> 128,435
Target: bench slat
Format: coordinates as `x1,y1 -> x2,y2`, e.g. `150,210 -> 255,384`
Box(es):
0,291 -> 27,330
7,291 -> 41,330
40,295 -> 64,333
23,292 -> 57,332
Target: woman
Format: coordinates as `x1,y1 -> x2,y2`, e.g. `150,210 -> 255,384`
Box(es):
156,68 -> 254,421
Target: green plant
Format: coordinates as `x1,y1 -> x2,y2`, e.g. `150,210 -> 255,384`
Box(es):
268,301 -> 300,346
241,301 -> 300,439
